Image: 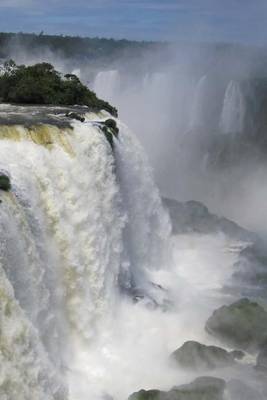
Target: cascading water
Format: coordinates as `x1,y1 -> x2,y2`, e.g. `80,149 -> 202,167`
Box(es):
189,75 -> 208,129
114,121 -> 171,297
0,108 -> 172,399
219,80 -> 246,134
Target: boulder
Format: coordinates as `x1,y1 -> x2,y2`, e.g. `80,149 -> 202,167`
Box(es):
230,242 -> 267,298
256,342 -> 267,372
128,377 -> 225,400
171,340 -> 244,371
0,174 -> 11,191
227,379 -> 264,400
99,119 -> 119,149
104,118 -> 119,136
162,198 -> 256,242
205,298 -> 267,350
65,112 -> 85,122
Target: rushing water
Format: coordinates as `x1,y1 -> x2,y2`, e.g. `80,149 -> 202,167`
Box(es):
0,107 -> 265,400
220,81 -> 246,135
0,109 -> 172,399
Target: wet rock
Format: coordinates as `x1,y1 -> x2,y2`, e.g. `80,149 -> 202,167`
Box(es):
128,376 -> 226,400
205,298 -> 267,350
99,119 -> 119,148
0,174 -> 11,191
256,342 -> 267,372
162,197 -> 256,242
65,111 -> 85,122
171,340 -> 244,371
230,242 -> 267,298
227,379 -> 264,400
104,119 -> 119,136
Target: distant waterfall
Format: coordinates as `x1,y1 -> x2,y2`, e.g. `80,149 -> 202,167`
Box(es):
93,70 -> 120,102
0,112 -> 171,399
189,75 -> 208,129
220,80 -> 246,134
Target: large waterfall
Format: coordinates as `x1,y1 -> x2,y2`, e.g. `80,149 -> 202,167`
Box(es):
0,109 -> 172,400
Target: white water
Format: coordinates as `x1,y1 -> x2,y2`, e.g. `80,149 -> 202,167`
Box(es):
220,81 -> 246,135
0,111 -> 262,400
190,75 -> 208,129
0,114 -> 173,399
68,232 -> 243,400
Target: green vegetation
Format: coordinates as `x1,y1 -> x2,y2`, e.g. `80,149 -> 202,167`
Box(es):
0,174 -> 11,191
99,119 -> 119,148
0,60 -> 117,116
0,32 -> 161,64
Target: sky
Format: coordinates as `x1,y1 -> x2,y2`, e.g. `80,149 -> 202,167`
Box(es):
0,0 -> 267,44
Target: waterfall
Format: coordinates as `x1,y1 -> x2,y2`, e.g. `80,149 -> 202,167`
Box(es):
93,70 -> 120,102
0,111 -> 171,399
219,80 -> 246,134
115,122 -> 171,297
190,75 -> 208,129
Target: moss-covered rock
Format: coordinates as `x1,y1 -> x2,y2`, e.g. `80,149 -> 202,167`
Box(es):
99,119 -> 119,149
0,174 -> 11,191
104,119 -> 119,136
171,341 -> 244,371
128,377 -> 226,400
205,298 -> 267,350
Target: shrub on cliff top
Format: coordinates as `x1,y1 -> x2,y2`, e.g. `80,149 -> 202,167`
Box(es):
0,60 -> 117,116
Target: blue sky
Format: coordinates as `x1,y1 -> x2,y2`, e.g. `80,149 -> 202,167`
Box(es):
0,0 -> 267,44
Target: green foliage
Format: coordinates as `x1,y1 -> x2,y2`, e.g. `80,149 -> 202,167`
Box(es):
104,118 -> 119,136
99,119 -> 119,148
0,61 -> 117,116
0,32 -> 159,63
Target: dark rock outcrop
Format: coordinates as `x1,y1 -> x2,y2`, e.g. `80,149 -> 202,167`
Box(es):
162,198 -> 256,242
171,340 -> 244,371
256,342 -> 267,372
99,119 -> 119,148
0,174 -> 11,191
128,377 -> 226,400
65,111 -> 85,122
227,379 -> 264,400
230,242 -> 267,299
205,298 -> 267,350
104,119 -> 119,136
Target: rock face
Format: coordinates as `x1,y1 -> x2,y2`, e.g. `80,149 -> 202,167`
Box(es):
128,377 -> 225,400
99,119 -> 119,149
205,298 -> 267,350
227,379 -> 264,400
256,342 -> 267,372
171,341 -> 244,371
65,111 -> 85,122
231,242 -> 267,299
162,198 -> 256,242
0,174 -> 11,191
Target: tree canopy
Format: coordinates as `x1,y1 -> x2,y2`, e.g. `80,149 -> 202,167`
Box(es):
0,60 -> 117,116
